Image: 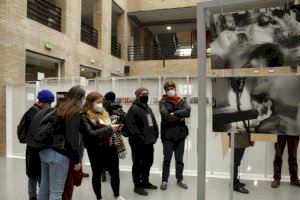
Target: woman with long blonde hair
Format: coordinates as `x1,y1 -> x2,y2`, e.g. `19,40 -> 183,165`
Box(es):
80,92 -> 126,200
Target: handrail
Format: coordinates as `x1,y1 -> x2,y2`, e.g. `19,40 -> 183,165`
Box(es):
111,39 -> 121,58
81,23 -> 98,48
128,43 -> 198,61
27,0 -> 62,32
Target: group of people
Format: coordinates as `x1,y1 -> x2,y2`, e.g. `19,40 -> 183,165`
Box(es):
19,81 -> 191,200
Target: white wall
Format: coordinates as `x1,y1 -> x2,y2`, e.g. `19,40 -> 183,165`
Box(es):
6,77 -> 300,181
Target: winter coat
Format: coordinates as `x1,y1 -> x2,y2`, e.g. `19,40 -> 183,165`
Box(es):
126,100 -> 159,144
80,113 -> 114,149
24,104 -> 42,178
53,112 -> 82,164
159,97 -> 191,142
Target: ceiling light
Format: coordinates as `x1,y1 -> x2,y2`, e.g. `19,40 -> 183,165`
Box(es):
166,26 -> 172,30
81,68 -> 85,71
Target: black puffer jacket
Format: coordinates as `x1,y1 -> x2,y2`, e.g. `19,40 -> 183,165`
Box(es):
126,100 -> 159,144
80,113 -> 114,149
159,97 -> 191,142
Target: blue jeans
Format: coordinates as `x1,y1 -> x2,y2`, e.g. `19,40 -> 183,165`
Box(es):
38,149 -> 69,200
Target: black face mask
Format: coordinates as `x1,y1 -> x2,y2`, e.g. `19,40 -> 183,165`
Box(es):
139,95 -> 149,104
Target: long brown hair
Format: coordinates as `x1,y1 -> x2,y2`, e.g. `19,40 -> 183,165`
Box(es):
83,92 -> 110,120
58,85 -> 86,120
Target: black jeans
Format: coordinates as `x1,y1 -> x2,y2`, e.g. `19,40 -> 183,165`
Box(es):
274,135 -> 299,182
129,140 -> 154,187
162,139 -> 185,182
87,145 -> 120,199
234,148 -> 246,185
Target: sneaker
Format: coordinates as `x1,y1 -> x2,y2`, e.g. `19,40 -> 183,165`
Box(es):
160,181 -> 168,190
233,184 -> 249,194
114,196 -> 126,200
291,179 -> 300,187
83,172 -> 89,178
177,180 -> 188,189
134,187 -> 148,196
271,180 -> 280,188
141,182 -> 158,189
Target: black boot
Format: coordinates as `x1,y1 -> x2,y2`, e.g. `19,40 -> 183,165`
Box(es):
233,183 -> 249,194
134,187 -> 148,196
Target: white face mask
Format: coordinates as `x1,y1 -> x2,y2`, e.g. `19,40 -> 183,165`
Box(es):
93,103 -> 103,112
167,90 -> 176,97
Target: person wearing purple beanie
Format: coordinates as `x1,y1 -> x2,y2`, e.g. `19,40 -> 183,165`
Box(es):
125,87 -> 159,196
18,89 -> 55,200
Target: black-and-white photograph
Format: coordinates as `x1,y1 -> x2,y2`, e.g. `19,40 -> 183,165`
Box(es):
209,5 -> 300,69
212,76 -> 300,135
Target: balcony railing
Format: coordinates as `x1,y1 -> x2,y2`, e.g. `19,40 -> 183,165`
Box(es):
81,23 -> 98,48
128,43 -> 198,61
111,39 -> 121,58
27,0 -> 62,32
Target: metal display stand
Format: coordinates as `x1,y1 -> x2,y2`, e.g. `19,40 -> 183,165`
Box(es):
197,0 -> 296,200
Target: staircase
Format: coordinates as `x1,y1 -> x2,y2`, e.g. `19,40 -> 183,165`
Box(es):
156,33 -> 177,59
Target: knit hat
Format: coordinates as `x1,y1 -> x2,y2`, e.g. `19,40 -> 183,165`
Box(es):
135,87 -> 149,97
104,91 -> 116,101
37,90 -> 55,103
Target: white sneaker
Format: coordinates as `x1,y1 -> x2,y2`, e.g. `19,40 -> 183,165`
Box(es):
114,196 -> 126,200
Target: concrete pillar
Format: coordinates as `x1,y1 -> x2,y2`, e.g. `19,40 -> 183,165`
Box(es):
54,0 -> 67,33
134,27 -> 145,45
93,0 -> 102,49
134,27 -> 146,59
94,0 -> 112,53
62,0 -> 82,79
117,13 -> 131,60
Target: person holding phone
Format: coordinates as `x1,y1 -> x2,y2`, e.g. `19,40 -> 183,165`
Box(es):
80,92 -> 126,200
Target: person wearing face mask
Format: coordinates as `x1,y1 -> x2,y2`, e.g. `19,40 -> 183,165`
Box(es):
80,92 -> 126,200
17,90 -> 55,200
159,81 -> 191,191
126,87 -> 159,196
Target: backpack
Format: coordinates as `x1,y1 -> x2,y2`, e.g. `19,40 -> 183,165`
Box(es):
17,106 -> 40,143
26,107 -> 59,148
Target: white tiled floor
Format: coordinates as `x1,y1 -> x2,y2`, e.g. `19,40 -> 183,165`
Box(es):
1,158 -> 300,200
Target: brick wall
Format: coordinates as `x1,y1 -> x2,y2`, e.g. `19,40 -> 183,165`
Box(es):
128,0 -> 209,12
0,0 -> 126,156
129,59 -> 199,76
0,0 -> 207,156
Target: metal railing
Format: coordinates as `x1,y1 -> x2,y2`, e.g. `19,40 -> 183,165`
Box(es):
27,0 -> 62,32
111,39 -> 121,58
128,43 -> 198,61
81,23 -> 98,48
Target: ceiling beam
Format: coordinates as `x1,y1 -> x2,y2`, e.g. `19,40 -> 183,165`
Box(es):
129,16 -> 154,39
141,18 -> 196,27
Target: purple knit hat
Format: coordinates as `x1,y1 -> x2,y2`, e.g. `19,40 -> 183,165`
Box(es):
135,87 -> 149,97
37,90 -> 55,103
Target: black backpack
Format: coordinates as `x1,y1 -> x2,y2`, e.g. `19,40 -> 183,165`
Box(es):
26,107 -> 59,148
17,106 -> 40,143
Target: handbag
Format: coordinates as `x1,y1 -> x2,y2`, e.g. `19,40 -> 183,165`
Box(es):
73,165 -> 83,187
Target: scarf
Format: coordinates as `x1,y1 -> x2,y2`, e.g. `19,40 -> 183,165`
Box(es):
86,110 -> 127,159
162,94 -> 179,105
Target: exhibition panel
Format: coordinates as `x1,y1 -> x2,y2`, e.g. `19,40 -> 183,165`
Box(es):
198,0 -> 300,199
